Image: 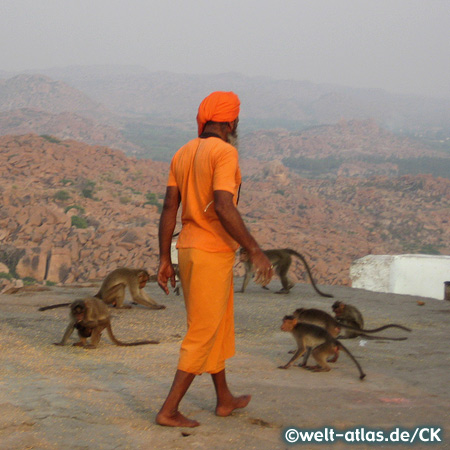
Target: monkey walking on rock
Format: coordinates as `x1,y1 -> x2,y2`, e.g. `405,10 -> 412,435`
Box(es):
238,248 -> 333,297
38,268 -> 165,311
279,315 -> 366,380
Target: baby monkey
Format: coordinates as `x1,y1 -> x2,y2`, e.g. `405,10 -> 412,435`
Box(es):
279,315 -> 366,380
331,301 -> 364,338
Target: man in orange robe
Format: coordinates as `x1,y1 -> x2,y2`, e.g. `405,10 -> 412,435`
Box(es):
156,91 -> 273,427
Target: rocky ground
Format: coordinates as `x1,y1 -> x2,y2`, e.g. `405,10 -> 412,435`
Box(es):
0,279 -> 449,450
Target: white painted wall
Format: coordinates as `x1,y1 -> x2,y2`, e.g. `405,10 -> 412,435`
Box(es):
350,254 -> 450,300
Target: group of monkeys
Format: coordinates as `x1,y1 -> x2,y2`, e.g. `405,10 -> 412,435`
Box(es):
240,247 -> 411,380
38,248 -> 411,380
39,268 -> 164,348
278,303 -> 411,380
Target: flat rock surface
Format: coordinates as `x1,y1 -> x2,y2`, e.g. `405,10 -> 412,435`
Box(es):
1,280 -> 448,449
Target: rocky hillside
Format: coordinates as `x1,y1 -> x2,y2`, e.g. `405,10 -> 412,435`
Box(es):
1,134 -> 448,290
240,120 -> 450,179
0,134 -> 167,287
0,108 -> 140,155
241,120 -> 442,160
0,74 -> 106,116
237,159 -> 450,286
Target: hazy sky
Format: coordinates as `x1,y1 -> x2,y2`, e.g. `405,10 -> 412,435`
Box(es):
1,0 -> 449,98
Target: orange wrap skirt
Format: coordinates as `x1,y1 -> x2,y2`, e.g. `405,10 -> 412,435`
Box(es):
177,248 -> 235,375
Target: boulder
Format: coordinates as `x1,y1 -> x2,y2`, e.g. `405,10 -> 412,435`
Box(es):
46,247 -> 72,283
16,247 -> 48,281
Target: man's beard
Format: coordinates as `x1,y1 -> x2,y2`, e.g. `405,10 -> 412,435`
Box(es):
227,129 -> 239,149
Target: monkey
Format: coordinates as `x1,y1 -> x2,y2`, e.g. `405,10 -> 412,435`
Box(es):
238,248 -> 333,297
53,297 -> 160,348
278,315 -> 366,380
291,307 -> 410,363
330,301 -> 413,339
38,268 -> 165,311
331,301 -> 364,338
293,307 -> 411,340
95,268 -> 165,309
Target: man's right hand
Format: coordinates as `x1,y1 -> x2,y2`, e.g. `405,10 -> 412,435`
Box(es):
157,259 -> 176,295
249,249 -> 274,287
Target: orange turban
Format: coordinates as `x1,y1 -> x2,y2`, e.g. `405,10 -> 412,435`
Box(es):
196,91 -> 240,136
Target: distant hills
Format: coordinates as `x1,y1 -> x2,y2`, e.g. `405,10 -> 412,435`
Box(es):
29,66 -> 450,133
0,74 -> 105,116
0,68 -> 448,173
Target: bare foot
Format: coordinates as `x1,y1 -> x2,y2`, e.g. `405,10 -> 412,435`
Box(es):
215,395 -> 251,417
155,410 -> 200,427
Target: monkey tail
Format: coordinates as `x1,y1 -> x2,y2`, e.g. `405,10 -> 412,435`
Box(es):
347,324 -> 411,334
38,303 -> 71,311
336,340 -> 366,380
119,340 -> 160,346
111,339 -> 159,346
106,324 -> 159,346
358,334 -> 408,341
361,324 -> 411,333
286,249 -> 334,298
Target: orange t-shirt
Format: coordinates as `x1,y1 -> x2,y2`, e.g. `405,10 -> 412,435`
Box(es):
167,137 -> 241,252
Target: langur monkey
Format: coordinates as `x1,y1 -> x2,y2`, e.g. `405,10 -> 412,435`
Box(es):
38,268 -> 165,311
293,307 -> 411,340
332,301 -> 364,338
53,297 -> 160,348
291,307 -> 410,363
238,248 -> 333,297
95,268 -> 165,309
279,315 -> 366,380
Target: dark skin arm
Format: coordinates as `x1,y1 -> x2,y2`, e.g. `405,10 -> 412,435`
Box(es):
213,190 -> 273,285
157,186 -> 180,295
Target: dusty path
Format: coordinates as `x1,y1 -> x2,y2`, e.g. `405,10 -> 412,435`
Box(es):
1,280 -> 449,449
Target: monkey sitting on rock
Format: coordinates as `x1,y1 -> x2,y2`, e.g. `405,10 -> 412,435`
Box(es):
53,297 -> 160,349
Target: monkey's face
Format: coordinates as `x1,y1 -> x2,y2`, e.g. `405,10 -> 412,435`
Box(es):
332,302 -> 344,316
280,316 -> 297,332
239,249 -> 249,262
71,302 -> 86,323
